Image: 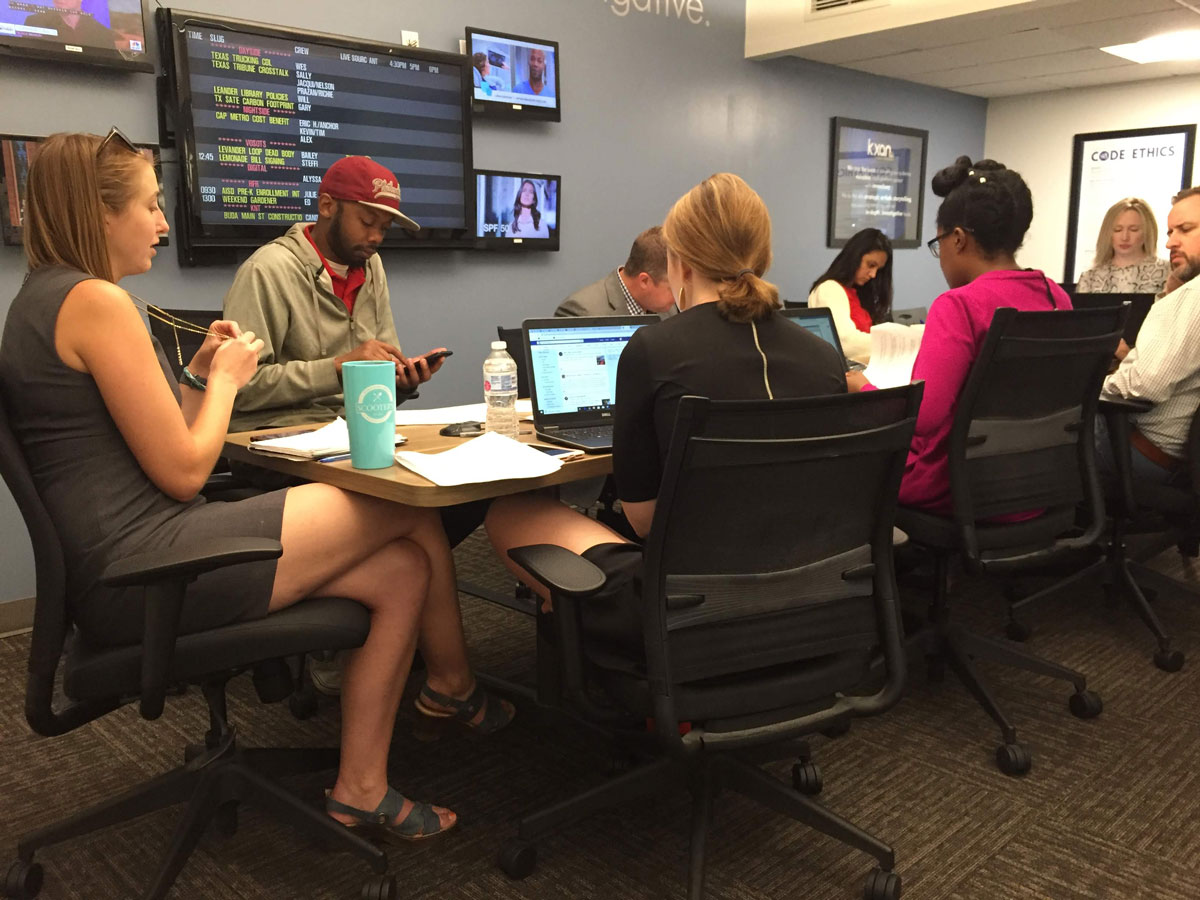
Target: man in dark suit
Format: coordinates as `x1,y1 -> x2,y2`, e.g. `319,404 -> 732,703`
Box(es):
555,226 -> 676,318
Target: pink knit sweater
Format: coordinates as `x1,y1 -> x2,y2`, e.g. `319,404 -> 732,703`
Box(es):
897,269 -> 1073,513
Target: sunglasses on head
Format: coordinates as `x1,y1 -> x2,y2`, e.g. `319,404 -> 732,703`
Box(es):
96,126 -> 139,158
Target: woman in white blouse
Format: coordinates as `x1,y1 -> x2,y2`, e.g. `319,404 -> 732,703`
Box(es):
1076,198 -> 1170,294
806,227 -> 892,363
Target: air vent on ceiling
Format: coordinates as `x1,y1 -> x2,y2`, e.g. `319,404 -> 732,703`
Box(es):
809,0 -> 890,17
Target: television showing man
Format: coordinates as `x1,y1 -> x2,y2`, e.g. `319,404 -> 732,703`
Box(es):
223,155 -> 444,433
555,226 -> 676,319
1099,186 -> 1200,485
514,47 -> 554,97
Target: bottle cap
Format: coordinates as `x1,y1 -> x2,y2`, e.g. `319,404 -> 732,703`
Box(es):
491,340 -> 507,350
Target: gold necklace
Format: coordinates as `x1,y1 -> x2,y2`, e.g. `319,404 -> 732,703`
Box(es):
126,293 -> 228,366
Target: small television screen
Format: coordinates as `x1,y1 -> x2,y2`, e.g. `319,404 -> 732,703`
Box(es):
474,169 -> 559,250
162,8 -> 473,252
0,0 -> 151,72
465,27 -> 559,122
1,133 -> 167,247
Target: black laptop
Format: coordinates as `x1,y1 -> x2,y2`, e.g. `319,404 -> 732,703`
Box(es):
1068,292 -> 1155,345
522,316 -> 655,452
780,307 -> 866,372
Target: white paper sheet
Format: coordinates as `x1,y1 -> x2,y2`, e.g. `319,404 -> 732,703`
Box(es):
864,323 -> 924,389
248,418 -> 405,459
394,398 -> 533,426
394,431 -> 562,486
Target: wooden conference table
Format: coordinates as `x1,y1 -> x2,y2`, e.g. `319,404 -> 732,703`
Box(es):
224,423 -> 612,507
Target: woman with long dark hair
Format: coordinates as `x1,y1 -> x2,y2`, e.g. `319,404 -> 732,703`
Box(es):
505,178 -> 549,238
807,227 -> 893,362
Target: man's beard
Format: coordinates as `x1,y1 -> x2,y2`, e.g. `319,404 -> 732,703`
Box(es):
327,204 -> 357,264
1174,252 -> 1200,285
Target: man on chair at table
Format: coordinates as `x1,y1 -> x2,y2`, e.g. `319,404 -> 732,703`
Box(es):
223,157 -> 487,664
1099,186 -> 1200,484
223,155 -> 445,433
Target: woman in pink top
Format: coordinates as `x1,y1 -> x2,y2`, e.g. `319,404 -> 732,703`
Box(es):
848,156 -> 1072,514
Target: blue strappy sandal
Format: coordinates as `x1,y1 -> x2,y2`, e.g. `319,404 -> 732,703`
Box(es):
325,786 -> 456,843
413,681 -> 516,739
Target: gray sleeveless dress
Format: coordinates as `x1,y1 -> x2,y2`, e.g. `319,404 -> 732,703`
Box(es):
0,266 -> 287,646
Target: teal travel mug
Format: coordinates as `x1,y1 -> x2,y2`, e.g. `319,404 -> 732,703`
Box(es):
342,360 -> 397,469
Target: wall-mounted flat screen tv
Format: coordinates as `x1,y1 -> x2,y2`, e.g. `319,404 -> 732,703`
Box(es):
160,8 -> 474,252
465,27 -> 559,122
1,133 -> 166,246
474,169 -> 559,251
0,0 -> 151,71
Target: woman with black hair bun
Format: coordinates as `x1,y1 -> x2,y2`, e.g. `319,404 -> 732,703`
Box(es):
807,227 -> 893,363
847,155 -> 1072,515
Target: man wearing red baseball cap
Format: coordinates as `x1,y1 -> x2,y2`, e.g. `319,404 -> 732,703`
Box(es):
221,157 -> 506,717
223,155 -> 445,433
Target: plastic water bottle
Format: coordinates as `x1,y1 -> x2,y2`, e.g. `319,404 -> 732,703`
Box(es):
483,340 -> 519,439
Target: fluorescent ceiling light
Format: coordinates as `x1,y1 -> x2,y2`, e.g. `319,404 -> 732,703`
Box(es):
1101,30 -> 1200,64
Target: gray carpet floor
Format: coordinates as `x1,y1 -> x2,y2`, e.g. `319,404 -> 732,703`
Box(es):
1,534 -> 1198,900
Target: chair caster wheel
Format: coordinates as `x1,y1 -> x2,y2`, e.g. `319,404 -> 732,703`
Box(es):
1068,690 -> 1102,719
4,860 -> 43,899
863,867 -> 901,900
995,742 -> 1032,776
1005,620 -> 1031,642
360,875 -> 398,900
1154,648 -> 1184,672
791,761 -> 823,796
925,655 -> 946,683
821,720 -> 851,739
498,841 -> 537,880
289,690 -> 319,720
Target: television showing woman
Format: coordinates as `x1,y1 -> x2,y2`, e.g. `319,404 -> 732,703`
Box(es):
505,179 -> 550,239
1076,197 -> 1170,294
807,228 -> 893,363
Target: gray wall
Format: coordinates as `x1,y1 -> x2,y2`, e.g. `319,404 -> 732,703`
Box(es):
0,0 -> 986,601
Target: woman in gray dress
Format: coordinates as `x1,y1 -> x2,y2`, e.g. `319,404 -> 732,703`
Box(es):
0,131 -> 501,841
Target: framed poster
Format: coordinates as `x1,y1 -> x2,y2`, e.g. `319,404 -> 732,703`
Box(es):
1064,124 -> 1195,284
828,117 -> 927,249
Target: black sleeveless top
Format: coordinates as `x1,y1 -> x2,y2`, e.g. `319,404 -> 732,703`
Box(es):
0,266 -> 283,644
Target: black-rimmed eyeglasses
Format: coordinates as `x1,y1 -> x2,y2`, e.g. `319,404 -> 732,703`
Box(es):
96,126 -> 138,158
926,226 -> 974,258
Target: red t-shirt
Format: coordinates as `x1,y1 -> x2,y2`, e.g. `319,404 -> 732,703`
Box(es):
304,225 -> 366,314
843,285 -> 873,334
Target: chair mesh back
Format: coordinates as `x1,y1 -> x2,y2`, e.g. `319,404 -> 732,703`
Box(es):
146,309 -> 216,380
496,326 -> 530,398
951,308 -> 1124,522
0,387 -> 71,679
642,387 -> 919,684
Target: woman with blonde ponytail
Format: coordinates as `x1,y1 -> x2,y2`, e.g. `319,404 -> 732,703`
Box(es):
485,173 -> 846,652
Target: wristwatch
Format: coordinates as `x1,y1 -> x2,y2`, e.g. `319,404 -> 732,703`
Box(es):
180,366 -> 208,392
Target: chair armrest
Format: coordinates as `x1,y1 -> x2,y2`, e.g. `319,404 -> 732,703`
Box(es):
99,538 -> 283,720
1099,396 -> 1153,415
508,544 -> 607,598
100,538 -> 283,587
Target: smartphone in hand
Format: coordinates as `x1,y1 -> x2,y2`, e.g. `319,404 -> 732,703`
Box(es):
419,349 -> 454,364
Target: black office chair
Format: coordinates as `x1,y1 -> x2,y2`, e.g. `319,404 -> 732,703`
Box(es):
496,325 -> 530,399
0,392 -> 401,900
782,298 -> 808,309
500,386 -> 922,900
895,306 -> 1124,776
1005,398 -> 1194,671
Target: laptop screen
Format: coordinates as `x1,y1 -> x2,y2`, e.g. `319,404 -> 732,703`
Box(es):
526,321 -> 648,416
780,308 -> 845,360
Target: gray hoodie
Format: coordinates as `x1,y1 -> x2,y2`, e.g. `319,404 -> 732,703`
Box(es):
223,222 -> 401,432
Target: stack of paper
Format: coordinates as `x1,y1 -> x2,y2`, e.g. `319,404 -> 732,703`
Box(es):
248,418 -> 405,460
394,399 -> 534,426
394,432 -> 562,486
865,323 -> 925,389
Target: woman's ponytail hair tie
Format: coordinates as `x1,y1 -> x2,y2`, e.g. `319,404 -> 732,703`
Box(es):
736,268 -> 755,279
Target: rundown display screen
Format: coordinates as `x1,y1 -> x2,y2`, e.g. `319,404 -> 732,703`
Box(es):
168,11 -> 471,245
